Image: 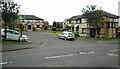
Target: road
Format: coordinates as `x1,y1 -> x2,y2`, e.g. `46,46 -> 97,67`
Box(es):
2,31 -> 118,67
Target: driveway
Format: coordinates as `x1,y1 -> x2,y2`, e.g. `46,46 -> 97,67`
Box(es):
2,31 -> 118,67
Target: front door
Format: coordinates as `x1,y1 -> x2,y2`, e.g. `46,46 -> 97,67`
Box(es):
28,25 -> 31,30
90,28 -> 95,38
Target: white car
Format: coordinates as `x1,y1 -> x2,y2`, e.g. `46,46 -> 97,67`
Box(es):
58,31 -> 75,40
1,29 -> 29,42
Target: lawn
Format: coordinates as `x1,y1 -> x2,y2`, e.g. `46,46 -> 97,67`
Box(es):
1,41 -> 30,45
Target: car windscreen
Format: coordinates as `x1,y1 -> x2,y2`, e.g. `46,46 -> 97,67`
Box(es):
68,33 -> 74,36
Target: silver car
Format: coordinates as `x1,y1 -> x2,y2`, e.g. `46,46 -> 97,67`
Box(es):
58,31 -> 75,40
1,29 -> 29,42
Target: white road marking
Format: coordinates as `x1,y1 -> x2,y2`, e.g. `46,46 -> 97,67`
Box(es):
107,54 -> 118,56
90,52 -> 95,53
79,51 -> 95,54
111,49 -> 120,52
45,51 -> 95,59
0,61 -> 13,65
41,42 -> 47,47
0,62 -> 8,65
45,56 -> 60,59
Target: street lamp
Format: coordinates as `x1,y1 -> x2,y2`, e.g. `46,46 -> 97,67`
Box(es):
24,8 -> 28,23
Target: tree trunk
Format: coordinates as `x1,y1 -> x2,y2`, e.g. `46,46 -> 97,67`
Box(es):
95,27 -> 100,38
19,29 -> 22,42
4,23 -> 7,41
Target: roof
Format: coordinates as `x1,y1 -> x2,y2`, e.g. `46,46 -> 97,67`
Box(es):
103,11 -> 119,18
20,15 -> 44,20
67,15 -> 80,21
67,11 -> 119,21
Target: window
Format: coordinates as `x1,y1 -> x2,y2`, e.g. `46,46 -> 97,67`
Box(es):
114,19 -> 118,22
113,23 -> 116,28
39,20 -> 43,23
71,21 -> 74,23
68,21 -> 70,24
37,25 -> 40,28
109,23 -> 112,28
77,20 -> 80,24
74,21 -> 76,24
12,31 -> 19,35
106,22 -> 116,28
82,28 -> 88,34
81,19 -> 87,23
6,30 -> 12,34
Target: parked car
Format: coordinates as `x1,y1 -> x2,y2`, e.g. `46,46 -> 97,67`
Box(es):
1,29 -> 29,42
58,31 -> 75,40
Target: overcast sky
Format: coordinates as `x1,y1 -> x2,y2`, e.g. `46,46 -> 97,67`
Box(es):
14,0 -> 119,25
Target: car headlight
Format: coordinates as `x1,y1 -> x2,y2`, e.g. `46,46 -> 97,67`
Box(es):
22,35 -> 28,39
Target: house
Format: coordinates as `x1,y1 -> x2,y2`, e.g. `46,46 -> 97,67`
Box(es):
65,15 -> 82,32
64,11 -> 119,38
16,15 -> 49,31
53,21 -> 64,31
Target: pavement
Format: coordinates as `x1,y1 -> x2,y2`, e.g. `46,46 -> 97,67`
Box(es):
1,42 -> 44,52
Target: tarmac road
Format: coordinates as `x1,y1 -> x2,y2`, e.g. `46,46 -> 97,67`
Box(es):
2,31 -> 118,67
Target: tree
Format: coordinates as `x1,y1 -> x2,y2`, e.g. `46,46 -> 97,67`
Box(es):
0,1 -> 20,40
18,23 -> 24,42
82,5 -> 105,38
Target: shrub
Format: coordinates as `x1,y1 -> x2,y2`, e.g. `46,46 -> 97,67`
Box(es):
73,32 -> 80,38
52,27 -> 57,33
62,28 -> 70,31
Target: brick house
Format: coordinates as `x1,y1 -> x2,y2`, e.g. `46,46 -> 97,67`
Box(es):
64,11 -> 119,38
16,15 -> 48,31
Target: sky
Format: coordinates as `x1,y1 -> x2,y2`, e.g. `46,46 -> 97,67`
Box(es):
14,0 -> 120,25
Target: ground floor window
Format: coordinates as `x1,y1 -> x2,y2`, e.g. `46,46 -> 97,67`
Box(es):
36,25 -> 40,28
81,28 -> 88,34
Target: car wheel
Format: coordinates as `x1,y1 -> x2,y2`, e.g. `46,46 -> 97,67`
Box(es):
58,36 -> 60,39
23,39 -> 28,42
64,37 -> 67,40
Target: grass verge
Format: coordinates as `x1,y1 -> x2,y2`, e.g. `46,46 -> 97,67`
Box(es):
79,37 -> 120,40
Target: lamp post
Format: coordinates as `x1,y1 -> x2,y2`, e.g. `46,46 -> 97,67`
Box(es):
24,8 -> 28,23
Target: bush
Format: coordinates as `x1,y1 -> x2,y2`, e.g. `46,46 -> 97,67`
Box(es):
73,32 -> 80,38
52,27 -> 57,33
62,28 -> 70,31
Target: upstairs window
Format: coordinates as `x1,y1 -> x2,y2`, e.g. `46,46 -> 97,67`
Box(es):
77,20 -> 81,24
81,19 -> 87,23
106,22 -> 116,28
